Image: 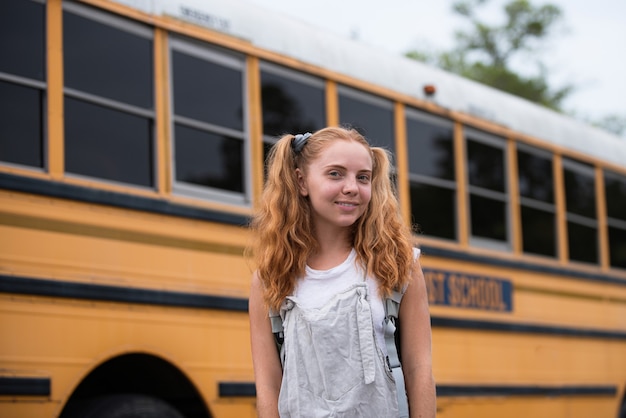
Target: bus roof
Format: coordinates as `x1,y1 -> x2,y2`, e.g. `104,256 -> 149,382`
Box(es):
112,0 -> 626,168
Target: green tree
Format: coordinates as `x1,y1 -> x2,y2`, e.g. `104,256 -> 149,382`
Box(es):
407,0 -> 573,111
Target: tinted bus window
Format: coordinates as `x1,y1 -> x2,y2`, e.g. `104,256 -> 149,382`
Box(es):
518,149 -> 554,203
170,38 -> 247,203
174,124 -> 243,193
567,221 -> 598,264
63,4 -> 155,187
564,167 -> 596,219
410,182 -> 456,240
605,170 -> 626,269
65,97 -> 153,187
466,131 -> 508,247
63,9 -> 153,109
521,205 -> 555,257
338,86 -> 394,153
406,109 -> 456,240
604,171 -> 626,221
563,159 -> 597,264
470,194 -> 507,241
518,147 -> 556,257
173,51 -> 243,131
0,0 -> 45,81
260,64 -> 325,138
468,140 -> 505,192
0,0 -> 45,169
0,81 -> 44,168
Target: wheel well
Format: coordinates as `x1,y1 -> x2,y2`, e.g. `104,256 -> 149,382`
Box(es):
59,353 -> 211,418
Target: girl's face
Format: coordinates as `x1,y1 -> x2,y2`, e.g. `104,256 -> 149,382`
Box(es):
297,139 -> 373,233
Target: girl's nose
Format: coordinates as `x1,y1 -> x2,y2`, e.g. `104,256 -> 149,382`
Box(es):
342,176 -> 358,194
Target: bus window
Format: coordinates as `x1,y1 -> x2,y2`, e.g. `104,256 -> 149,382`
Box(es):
260,62 -> 326,139
406,109 -> 456,240
63,3 -> 154,187
0,0 -> 45,169
517,145 -> 556,257
604,170 -> 626,269
338,86 -> 395,154
466,130 -> 509,249
260,63 -> 326,170
65,97 -> 153,187
170,38 -> 248,205
563,158 -> 598,264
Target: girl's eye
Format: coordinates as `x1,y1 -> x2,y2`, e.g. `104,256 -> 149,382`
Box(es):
328,171 -> 341,177
358,174 -> 371,182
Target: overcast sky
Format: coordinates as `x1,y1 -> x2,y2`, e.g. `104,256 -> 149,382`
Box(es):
246,0 -> 626,135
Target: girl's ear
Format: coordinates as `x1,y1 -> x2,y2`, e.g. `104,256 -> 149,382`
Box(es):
295,168 -> 308,196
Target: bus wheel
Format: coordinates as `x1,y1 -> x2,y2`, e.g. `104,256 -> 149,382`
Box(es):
69,394 -> 185,418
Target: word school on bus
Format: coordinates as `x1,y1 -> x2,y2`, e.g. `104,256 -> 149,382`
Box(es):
424,269 -> 513,312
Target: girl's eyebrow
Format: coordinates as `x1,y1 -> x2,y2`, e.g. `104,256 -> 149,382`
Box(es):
323,164 -> 372,173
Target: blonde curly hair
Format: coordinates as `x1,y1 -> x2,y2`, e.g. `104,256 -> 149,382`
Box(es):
248,126 -> 417,311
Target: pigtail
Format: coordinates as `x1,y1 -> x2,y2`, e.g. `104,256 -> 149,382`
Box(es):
249,135 -> 315,311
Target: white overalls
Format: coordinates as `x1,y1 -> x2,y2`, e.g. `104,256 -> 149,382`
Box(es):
277,250 -> 399,417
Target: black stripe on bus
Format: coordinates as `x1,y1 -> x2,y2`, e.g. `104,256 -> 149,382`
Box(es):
0,377 -> 51,396
217,382 -> 617,398
0,274 -> 249,312
436,384 -> 617,397
431,316 -> 626,340
2,172 -> 625,287
0,172 -> 249,227
219,382 -> 257,397
2,275 -> 626,340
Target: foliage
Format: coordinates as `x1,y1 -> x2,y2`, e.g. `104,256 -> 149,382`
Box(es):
406,0 -> 573,111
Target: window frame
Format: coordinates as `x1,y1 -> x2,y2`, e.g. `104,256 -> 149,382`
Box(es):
0,0 -> 47,172
465,128 -> 511,251
562,157 -> 599,265
62,1 -> 156,189
337,84 -> 395,152
516,143 -> 557,258
169,35 -> 250,206
603,169 -> 626,270
259,60 -> 326,145
405,107 -> 457,242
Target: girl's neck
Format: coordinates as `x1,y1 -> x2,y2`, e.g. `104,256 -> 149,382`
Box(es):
308,228 -> 352,270
307,245 -> 352,271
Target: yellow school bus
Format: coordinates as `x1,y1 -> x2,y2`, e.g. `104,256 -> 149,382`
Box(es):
1,0 -> 625,417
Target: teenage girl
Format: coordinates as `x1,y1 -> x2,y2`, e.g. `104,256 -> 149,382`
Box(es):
248,127 -> 436,417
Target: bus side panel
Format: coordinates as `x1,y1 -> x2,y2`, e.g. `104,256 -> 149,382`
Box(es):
0,192 -> 256,417
0,293 -> 255,417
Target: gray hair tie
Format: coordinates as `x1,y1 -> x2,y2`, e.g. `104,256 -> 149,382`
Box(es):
292,132 -> 312,154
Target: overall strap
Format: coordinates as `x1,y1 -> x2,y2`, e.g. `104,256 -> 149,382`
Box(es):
384,287 -> 409,418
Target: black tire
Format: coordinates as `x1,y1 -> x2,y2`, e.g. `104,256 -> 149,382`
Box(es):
69,394 -> 185,418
